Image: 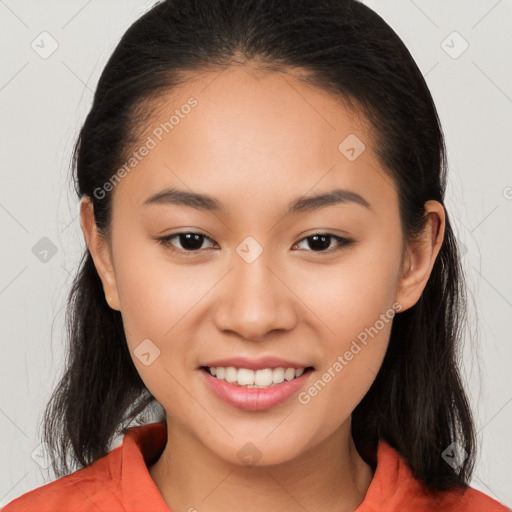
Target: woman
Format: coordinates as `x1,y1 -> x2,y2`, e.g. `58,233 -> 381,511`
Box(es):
3,0 -> 508,510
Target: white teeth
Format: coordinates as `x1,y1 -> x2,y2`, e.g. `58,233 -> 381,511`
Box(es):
225,367 -> 238,383
272,367 -> 285,384
284,368 -> 296,381
254,368 -> 273,387
206,366 -> 308,388
238,368 -> 254,386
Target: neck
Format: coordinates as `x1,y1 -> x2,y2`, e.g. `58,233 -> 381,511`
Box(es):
149,417 -> 374,512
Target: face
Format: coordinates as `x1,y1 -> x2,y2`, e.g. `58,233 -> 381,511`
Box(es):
82,66 -> 442,467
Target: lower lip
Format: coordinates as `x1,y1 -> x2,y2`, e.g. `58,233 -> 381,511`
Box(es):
199,367 -> 314,411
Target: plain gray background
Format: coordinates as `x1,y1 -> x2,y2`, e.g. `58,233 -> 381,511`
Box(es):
1,0 -> 511,507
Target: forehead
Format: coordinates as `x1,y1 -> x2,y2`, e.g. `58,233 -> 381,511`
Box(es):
111,66 -> 395,214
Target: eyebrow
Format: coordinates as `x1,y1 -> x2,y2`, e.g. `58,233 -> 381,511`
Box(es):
143,187 -> 371,214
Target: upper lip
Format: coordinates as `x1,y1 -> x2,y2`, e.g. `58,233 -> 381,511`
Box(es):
200,356 -> 314,371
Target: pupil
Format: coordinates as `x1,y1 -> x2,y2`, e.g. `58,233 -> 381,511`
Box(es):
308,235 -> 330,251
180,233 -> 203,250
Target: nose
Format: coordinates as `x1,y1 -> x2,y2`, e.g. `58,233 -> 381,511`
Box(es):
212,251 -> 297,340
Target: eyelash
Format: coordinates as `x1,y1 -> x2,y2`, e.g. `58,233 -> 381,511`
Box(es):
156,231 -> 353,255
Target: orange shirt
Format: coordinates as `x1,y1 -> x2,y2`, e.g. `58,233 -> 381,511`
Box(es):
2,422 -> 508,511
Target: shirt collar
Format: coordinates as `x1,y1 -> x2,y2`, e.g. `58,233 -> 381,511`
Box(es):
120,421 -> 170,511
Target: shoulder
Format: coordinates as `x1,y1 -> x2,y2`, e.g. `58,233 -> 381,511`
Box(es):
361,441 -> 510,512
1,422 -> 168,512
1,446 -> 124,511
437,485 -> 510,512
376,472 -> 510,512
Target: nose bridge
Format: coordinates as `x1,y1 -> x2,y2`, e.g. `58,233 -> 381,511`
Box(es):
213,238 -> 296,339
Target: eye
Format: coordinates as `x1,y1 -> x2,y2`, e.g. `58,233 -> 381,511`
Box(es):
157,231 -> 217,254
156,231 -> 353,255
292,233 -> 353,253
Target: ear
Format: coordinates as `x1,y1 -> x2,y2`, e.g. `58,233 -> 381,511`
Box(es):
79,196 -> 120,311
396,200 -> 445,312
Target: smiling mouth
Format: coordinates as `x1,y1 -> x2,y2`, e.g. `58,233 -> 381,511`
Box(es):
199,365 -> 315,389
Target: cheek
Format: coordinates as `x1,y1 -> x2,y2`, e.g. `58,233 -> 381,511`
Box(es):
294,295 -> 394,447
114,237 -> 202,338
291,236 -> 401,429
113,251 -> 204,416
296,324 -> 391,448
291,235 -> 402,343
112,238 -> 205,383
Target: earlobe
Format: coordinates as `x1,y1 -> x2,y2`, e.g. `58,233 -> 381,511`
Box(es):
79,197 -> 121,311
396,201 -> 445,312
